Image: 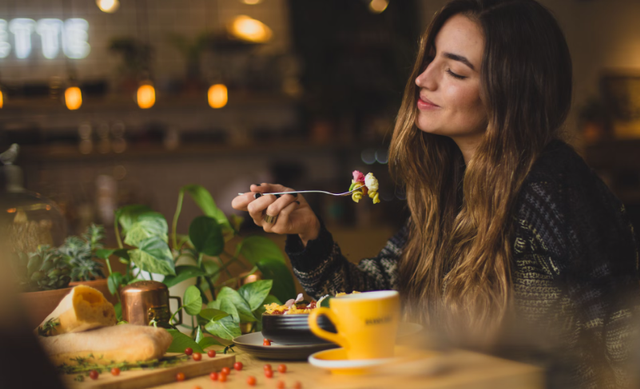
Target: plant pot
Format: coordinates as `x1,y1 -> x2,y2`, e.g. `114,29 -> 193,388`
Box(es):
20,287 -> 73,330
69,278 -> 118,305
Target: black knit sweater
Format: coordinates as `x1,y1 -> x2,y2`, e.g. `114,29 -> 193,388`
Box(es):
285,140 -> 640,388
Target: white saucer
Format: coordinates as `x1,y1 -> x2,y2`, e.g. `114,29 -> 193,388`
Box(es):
308,347 -> 402,375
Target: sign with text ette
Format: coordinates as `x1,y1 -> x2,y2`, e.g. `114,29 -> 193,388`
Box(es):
0,18 -> 90,60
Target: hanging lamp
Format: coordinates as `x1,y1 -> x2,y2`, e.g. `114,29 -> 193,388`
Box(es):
96,0 -> 120,13
208,84 -> 228,109
137,81 -> 156,109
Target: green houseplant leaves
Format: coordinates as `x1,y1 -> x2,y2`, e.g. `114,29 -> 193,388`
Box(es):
111,183 -> 299,350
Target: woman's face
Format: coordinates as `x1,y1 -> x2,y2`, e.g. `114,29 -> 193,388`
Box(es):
415,15 -> 486,150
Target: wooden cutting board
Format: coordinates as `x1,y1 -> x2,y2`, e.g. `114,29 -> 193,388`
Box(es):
63,353 -> 235,389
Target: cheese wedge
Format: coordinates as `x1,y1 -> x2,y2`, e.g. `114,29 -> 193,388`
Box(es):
38,285 -> 116,336
39,324 -> 173,365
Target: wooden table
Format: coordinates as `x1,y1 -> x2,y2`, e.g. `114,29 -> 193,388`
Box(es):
150,347 -> 543,389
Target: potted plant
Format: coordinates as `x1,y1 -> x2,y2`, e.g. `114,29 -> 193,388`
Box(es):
13,245 -> 74,328
99,184 -> 297,351
57,224 -> 116,303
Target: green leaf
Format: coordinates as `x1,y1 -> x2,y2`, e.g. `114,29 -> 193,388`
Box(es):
199,308 -> 229,322
114,302 -> 122,322
199,337 -> 223,348
204,316 -> 241,341
202,260 -> 220,284
181,185 -> 232,231
195,325 -> 204,344
124,213 -> 169,247
239,236 -> 285,264
96,248 -> 130,262
166,329 -> 204,353
320,296 -> 332,308
238,280 -> 273,311
183,285 -> 203,316
107,272 -> 123,295
217,287 -> 256,323
128,237 -> 176,276
253,294 -> 281,331
207,300 -> 221,310
188,216 -> 224,256
256,259 -> 296,303
115,205 -> 154,233
163,265 -> 206,288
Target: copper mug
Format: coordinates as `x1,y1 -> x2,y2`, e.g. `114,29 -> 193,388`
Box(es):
120,281 -> 182,327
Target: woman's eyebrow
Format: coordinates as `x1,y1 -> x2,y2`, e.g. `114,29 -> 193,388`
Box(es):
443,52 -> 475,71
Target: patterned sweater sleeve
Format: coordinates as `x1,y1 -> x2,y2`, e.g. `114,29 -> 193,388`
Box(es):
285,221 -> 408,299
514,142 -> 640,388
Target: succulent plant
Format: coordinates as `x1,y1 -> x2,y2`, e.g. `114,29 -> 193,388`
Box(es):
13,245 -> 72,292
59,224 -> 106,282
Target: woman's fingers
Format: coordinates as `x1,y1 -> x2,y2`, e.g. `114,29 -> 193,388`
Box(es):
267,200 -> 300,234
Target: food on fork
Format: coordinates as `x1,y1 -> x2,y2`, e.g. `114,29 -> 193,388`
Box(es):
349,170 -> 380,204
37,285 -> 116,336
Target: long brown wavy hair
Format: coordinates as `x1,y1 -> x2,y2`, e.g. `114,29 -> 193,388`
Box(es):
389,0 -> 572,338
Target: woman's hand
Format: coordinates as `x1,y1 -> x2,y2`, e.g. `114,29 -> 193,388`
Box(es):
231,183 -> 321,246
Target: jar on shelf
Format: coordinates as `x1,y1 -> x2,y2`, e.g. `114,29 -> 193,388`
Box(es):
0,144 -> 67,254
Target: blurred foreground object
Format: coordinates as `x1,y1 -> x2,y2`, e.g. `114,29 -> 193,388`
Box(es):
0,212 -> 66,388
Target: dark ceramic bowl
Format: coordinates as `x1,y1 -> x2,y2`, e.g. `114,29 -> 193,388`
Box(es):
262,313 -> 337,345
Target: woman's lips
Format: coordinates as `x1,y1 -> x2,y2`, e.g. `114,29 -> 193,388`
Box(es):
417,97 -> 439,110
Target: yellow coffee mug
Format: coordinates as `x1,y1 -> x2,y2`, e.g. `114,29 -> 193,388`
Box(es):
308,290 -> 400,360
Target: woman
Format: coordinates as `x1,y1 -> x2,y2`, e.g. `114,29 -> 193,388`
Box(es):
232,0 -> 639,387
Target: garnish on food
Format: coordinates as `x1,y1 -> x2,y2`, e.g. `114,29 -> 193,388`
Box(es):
263,291 -> 359,314
349,170 -> 380,204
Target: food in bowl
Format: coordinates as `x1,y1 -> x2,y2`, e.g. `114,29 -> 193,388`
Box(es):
261,292 -> 359,345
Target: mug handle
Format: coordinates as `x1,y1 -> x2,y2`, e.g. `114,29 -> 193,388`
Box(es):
169,296 -> 183,325
308,307 -> 349,349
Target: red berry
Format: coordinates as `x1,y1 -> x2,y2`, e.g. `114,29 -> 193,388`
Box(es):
208,350 -> 216,358
184,347 -> 193,356
89,370 -> 99,380
293,382 -> 303,389
278,364 -> 287,373
264,364 -> 272,371
192,352 -> 202,361
219,373 -> 228,382
277,380 -> 286,389
234,361 -> 243,371
265,369 -> 274,378
247,376 -> 257,386
176,372 -> 186,382
263,339 -> 272,346
210,372 -> 219,381
221,366 -> 231,375
111,367 -> 120,376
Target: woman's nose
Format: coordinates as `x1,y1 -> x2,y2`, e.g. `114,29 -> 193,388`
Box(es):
415,62 -> 437,91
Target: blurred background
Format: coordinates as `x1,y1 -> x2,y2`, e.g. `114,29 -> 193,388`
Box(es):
1,0 -> 640,257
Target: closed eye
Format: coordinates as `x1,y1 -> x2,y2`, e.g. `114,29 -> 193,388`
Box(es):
447,69 -> 466,80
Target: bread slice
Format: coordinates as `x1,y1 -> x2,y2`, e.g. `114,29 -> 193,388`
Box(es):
38,285 -> 116,336
40,324 -> 173,365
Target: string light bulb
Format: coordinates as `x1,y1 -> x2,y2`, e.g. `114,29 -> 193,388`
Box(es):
369,0 -> 389,13
229,15 -> 272,43
208,84 -> 228,109
96,0 -> 120,13
137,82 -> 156,109
65,86 -> 82,110
0,89 -> 4,109
242,0 -> 263,4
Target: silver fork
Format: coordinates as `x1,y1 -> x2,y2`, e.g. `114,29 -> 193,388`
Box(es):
238,188 -> 362,198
